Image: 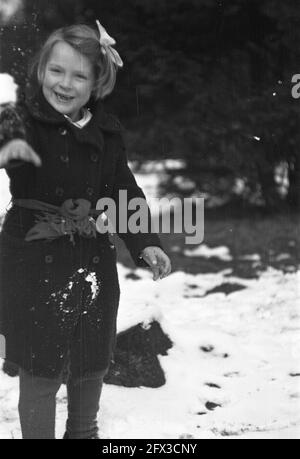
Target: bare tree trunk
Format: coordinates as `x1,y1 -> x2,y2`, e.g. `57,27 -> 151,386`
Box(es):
259,169 -> 280,210
287,155 -> 300,209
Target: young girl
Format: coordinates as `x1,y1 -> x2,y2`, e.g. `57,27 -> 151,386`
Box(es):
0,21 -> 171,439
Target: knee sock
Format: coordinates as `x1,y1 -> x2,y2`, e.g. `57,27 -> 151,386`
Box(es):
65,369 -> 108,439
18,369 -> 62,439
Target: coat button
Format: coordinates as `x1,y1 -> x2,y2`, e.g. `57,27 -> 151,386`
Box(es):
59,128 -> 68,136
45,255 -> 53,264
86,187 -> 94,197
55,186 -> 64,197
92,256 -> 100,264
90,153 -> 99,163
60,154 -> 69,163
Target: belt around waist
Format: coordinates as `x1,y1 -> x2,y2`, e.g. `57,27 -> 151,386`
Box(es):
12,198 -> 104,245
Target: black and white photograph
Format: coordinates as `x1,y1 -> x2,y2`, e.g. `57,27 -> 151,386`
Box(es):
0,0 -> 299,440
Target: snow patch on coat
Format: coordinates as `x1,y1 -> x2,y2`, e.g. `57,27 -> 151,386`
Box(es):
46,268 -> 102,328
85,272 -> 100,300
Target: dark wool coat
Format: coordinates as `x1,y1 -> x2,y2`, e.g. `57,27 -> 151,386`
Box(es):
0,85 -> 163,379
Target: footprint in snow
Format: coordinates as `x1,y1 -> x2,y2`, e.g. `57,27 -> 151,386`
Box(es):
205,382 -> 221,389
205,401 -> 222,411
200,346 -> 230,359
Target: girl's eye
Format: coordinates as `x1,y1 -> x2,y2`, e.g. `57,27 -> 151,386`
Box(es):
76,75 -> 87,80
50,68 -> 61,73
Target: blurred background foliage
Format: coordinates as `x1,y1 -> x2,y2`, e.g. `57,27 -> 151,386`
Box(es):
0,0 -> 299,211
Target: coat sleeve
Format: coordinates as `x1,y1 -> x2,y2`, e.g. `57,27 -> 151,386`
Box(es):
111,129 -> 166,268
0,101 -> 27,169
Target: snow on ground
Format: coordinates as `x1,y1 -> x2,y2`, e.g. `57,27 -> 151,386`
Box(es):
184,245 -> 233,261
0,266 -> 299,439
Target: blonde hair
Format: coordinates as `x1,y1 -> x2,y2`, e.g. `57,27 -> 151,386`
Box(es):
29,24 -> 121,100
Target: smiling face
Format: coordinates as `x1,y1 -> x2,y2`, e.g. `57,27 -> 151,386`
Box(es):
42,41 -> 96,122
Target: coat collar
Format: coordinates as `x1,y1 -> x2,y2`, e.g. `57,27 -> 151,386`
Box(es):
24,82 -> 122,133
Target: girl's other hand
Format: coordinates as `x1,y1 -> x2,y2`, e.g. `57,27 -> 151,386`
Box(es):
0,139 -> 42,169
140,246 -> 172,281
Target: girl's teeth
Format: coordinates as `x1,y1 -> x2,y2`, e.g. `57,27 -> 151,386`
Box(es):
56,93 -> 73,102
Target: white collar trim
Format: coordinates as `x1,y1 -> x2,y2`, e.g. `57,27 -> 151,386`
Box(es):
64,108 -> 93,129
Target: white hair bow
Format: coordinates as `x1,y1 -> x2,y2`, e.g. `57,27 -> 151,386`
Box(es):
96,20 -> 123,68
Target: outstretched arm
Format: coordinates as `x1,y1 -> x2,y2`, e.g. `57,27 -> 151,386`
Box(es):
0,103 -> 41,169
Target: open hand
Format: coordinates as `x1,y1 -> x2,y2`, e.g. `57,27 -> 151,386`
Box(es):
140,246 -> 172,281
0,139 -> 41,169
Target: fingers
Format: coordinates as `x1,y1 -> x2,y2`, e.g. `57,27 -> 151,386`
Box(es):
151,255 -> 172,281
0,144 -> 13,168
159,258 -> 172,280
141,250 -> 156,267
18,143 -> 42,167
143,254 -> 160,281
153,250 -> 171,280
25,234 -> 38,242
28,149 -> 42,167
0,140 -> 41,168
161,259 -> 172,279
140,247 -> 172,281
